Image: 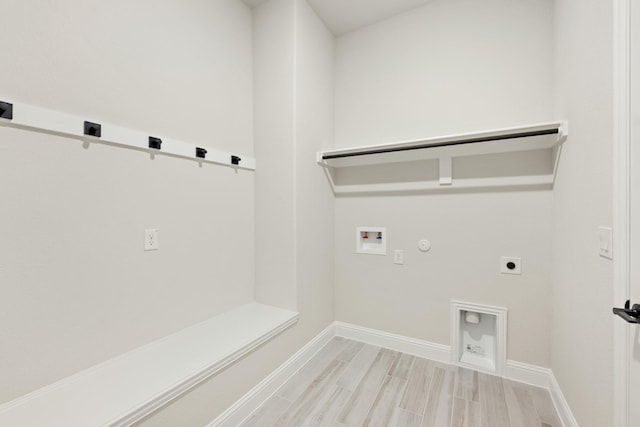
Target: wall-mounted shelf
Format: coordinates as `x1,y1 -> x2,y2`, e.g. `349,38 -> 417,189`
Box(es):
317,121 -> 568,194
0,99 -> 256,170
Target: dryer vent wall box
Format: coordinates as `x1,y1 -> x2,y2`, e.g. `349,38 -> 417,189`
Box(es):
356,227 -> 386,255
451,301 -> 507,375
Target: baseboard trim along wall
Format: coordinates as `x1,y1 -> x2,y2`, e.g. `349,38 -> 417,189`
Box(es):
212,321 -> 579,427
332,321 -> 451,364
503,360 -> 552,388
549,372 -> 580,427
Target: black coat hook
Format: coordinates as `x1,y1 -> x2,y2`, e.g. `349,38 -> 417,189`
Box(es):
0,101 -> 13,120
231,155 -> 241,165
149,137 -> 162,150
196,147 -> 207,159
84,121 -> 101,137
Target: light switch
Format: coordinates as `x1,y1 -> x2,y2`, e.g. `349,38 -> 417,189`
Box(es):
598,226 -> 613,259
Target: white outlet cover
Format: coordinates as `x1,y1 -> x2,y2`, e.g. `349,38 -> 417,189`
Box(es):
145,228 -> 159,251
394,249 -> 404,265
500,256 -> 521,275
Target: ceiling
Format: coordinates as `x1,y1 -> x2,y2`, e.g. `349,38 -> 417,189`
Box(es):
242,0 -> 434,36
242,0 -> 268,8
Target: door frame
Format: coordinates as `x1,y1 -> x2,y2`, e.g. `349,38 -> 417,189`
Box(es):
614,0 -> 631,426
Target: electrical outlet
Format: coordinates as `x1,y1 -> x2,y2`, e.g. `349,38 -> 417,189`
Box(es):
144,229 -> 159,251
394,249 -> 404,265
500,256 -> 521,275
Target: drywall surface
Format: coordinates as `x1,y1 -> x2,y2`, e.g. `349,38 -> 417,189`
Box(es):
334,0 -> 555,147
253,0 -> 297,310
0,0 -> 255,404
294,0 -> 336,332
551,0 -> 614,425
134,1 -> 335,425
333,0 -> 555,368
335,192 -> 553,367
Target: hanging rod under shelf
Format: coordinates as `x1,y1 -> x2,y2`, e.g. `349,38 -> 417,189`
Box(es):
317,121 -> 568,167
0,99 -> 256,171
323,128 -> 559,160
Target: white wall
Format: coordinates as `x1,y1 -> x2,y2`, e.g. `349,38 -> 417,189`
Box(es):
294,0 -> 336,333
1,0 -> 615,424
0,0 -> 255,404
253,0 -> 297,310
334,0 -> 555,147
333,0 -> 556,368
134,0 -> 335,424
551,0 -> 614,425
253,0 -> 335,328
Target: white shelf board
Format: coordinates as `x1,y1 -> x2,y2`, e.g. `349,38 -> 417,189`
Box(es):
0,302 -> 298,427
330,174 -> 555,195
318,121 -> 567,168
0,100 -> 255,170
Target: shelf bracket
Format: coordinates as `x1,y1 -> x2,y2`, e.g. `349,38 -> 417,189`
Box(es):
558,120 -> 569,141
439,156 -> 452,185
316,151 -> 328,166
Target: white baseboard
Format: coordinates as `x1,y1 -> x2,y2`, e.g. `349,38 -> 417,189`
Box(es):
208,323 -> 336,427
504,360 -> 551,388
549,372 -> 579,427
211,321 -> 578,427
333,321 -> 451,364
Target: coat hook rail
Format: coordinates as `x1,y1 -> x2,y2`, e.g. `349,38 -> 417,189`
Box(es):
0,99 -> 255,171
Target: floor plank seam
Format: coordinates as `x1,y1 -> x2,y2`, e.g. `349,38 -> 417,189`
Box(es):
359,351 -> 400,427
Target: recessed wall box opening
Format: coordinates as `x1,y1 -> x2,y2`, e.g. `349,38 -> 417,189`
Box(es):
451,301 -> 507,375
356,227 -> 386,255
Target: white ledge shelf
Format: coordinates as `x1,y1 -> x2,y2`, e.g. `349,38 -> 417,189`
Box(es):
0,302 -> 298,427
0,99 -> 255,170
317,121 -> 568,194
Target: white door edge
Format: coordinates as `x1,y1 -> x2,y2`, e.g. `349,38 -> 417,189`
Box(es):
613,0 -> 631,426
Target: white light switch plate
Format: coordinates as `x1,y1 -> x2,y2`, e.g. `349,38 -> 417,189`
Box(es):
394,249 -> 404,265
598,226 -> 613,259
145,228 -> 159,251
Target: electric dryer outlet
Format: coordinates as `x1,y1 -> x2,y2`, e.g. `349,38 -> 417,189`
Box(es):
500,256 -> 521,275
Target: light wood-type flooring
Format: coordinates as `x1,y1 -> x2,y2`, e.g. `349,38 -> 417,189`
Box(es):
240,337 -> 562,427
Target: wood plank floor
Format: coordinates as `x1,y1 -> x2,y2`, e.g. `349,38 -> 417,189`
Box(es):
240,338 -> 562,427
